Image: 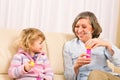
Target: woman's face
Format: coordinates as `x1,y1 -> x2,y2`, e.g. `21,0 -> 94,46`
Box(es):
74,18 -> 93,43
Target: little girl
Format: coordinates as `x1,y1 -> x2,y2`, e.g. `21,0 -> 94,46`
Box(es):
8,28 -> 54,80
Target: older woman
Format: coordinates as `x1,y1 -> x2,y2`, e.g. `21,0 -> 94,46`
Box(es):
63,11 -> 120,80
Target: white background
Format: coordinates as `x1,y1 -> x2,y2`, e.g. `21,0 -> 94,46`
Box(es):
0,0 -> 119,44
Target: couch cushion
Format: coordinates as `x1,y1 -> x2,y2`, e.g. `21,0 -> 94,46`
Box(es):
0,74 -> 12,80
44,32 -> 75,74
0,28 -> 19,73
54,74 -> 65,80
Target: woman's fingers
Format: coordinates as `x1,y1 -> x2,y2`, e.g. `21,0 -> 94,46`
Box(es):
80,53 -> 88,57
77,54 -> 91,67
79,57 -> 91,64
85,38 -> 103,48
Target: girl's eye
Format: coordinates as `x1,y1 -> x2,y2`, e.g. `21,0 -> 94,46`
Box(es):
39,41 -> 43,44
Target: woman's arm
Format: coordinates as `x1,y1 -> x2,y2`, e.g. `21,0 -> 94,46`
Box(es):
63,43 -> 76,80
85,38 -> 120,67
109,45 -> 120,67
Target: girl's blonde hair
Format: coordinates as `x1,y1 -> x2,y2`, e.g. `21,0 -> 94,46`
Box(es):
18,28 -> 45,53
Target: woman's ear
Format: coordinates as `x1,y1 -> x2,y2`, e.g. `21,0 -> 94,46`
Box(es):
91,29 -> 94,34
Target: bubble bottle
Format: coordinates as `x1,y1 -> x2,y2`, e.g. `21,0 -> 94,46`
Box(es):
86,46 -> 91,58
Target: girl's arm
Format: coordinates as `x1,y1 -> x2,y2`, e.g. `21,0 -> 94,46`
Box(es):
43,54 -> 54,80
8,54 -> 27,78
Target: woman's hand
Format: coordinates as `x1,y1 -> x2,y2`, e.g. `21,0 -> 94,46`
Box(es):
74,53 -> 91,75
85,38 -> 114,55
85,38 -> 110,49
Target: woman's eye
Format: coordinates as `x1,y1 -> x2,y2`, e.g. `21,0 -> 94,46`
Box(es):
83,26 -> 86,28
82,25 -> 87,28
75,26 -> 79,28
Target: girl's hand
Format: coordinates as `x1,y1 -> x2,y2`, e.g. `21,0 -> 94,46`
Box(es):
24,61 -> 34,72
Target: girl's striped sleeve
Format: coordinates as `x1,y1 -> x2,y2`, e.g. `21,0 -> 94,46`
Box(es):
43,54 -> 54,80
8,54 -> 27,78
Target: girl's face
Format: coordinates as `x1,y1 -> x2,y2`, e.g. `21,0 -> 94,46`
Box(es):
75,18 -> 93,43
31,38 -> 43,53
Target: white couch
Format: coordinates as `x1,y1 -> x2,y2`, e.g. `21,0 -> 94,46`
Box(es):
0,28 -> 120,80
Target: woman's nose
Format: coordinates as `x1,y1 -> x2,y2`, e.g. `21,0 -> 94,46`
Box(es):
78,26 -> 83,32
